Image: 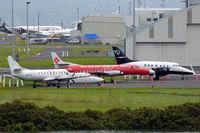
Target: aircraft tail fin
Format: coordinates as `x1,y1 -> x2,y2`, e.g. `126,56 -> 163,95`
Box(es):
0,18 -> 12,34
51,52 -> 77,68
7,56 -> 23,75
112,47 -> 136,64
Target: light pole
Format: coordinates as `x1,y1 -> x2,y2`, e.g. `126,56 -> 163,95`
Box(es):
11,0 -> 15,87
26,1 -> 31,55
132,0 -> 136,60
38,13 -> 40,35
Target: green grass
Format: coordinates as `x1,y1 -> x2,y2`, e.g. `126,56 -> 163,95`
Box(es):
62,56 -> 116,65
0,87 -> 199,112
0,47 -> 46,68
70,47 -> 112,52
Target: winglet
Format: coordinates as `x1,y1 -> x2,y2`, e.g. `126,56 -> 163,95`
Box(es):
51,52 -> 77,68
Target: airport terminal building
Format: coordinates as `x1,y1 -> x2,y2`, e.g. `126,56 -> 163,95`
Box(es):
126,5 -> 200,66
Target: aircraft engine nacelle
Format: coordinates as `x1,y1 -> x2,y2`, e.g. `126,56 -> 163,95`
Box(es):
104,70 -> 122,76
152,68 -> 170,77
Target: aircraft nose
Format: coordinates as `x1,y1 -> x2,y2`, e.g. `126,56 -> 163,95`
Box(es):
149,69 -> 155,75
95,77 -> 104,82
179,67 -> 194,75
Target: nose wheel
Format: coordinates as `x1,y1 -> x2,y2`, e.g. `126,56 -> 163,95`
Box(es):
33,81 -> 37,88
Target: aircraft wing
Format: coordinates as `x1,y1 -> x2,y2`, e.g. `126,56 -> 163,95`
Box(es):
43,73 -> 91,82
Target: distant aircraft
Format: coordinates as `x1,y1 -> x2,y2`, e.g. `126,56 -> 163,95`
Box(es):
112,47 -> 194,80
7,56 -> 104,88
0,18 -> 73,36
0,18 -> 35,34
51,52 -> 154,82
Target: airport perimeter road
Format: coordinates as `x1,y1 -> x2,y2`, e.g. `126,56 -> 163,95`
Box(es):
23,45 -> 109,61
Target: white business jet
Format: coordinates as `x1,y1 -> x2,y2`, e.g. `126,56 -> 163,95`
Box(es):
7,56 -> 104,88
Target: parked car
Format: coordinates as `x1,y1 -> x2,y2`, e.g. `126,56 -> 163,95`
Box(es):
66,38 -> 80,44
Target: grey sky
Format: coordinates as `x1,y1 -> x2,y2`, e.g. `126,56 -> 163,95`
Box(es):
0,0 -> 184,27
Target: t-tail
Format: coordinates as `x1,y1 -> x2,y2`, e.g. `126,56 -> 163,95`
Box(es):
51,52 -> 77,68
112,47 -> 136,64
7,56 -> 23,75
0,18 -> 12,34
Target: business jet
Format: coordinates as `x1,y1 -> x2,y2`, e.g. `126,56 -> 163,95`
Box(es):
112,47 -> 194,80
51,52 -> 154,82
7,56 -> 104,88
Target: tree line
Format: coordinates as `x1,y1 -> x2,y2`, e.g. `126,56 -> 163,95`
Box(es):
0,100 -> 199,131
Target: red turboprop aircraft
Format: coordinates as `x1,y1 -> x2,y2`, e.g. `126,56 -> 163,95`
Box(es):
51,52 -> 154,82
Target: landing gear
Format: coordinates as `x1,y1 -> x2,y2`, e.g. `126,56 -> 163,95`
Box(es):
66,81 -> 70,88
97,82 -> 102,86
57,81 -> 60,88
153,75 -> 160,80
181,74 -> 185,80
33,81 -> 37,88
110,77 -> 114,83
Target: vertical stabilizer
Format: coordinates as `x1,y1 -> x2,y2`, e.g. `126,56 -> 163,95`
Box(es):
51,52 -> 77,68
7,56 -> 22,75
112,47 -> 136,64
0,18 -> 12,34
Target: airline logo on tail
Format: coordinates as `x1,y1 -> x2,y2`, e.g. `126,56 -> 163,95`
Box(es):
54,57 -> 60,64
0,19 -> 4,27
113,50 -> 121,55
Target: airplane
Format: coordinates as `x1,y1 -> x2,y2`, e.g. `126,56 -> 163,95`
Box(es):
51,52 -> 155,83
0,18 -> 36,34
7,56 -> 104,88
112,47 -> 194,80
0,18 -> 72,37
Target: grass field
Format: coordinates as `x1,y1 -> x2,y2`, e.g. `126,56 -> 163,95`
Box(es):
70,47 -> 112,52
0,47 -> 46,68
0,87 -> 199,112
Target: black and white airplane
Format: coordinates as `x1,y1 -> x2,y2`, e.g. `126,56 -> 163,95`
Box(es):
7,56 -> 104,88
0,18 -> 31,34
112,47 -> 194,80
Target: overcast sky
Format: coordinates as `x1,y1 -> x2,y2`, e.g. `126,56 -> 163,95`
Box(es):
0,0 -> 184,27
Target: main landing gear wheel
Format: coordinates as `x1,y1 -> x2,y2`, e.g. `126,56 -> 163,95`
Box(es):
57,81 -> 61,88
33,81 -> 37,88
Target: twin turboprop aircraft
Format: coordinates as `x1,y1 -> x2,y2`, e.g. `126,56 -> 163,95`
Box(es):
112,47 -> 194,80
7,56 -> 104,88
51,52 -> 154,82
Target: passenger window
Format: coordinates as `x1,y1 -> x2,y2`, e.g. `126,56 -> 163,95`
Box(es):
148,64 -> 150,67
110,67 -> 112,70
126,66 -> 128,70
151,64 -> 153,67
122,67 -> 123,70
144,64 -> 146,67
114,67 -> 116,69
118,67 -> 120,69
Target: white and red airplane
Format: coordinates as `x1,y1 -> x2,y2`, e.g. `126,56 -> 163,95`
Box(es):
51,52 -> 154,82
7,56 -> 104,88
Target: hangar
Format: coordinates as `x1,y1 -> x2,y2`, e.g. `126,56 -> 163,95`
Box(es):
126,5 -> 200,66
